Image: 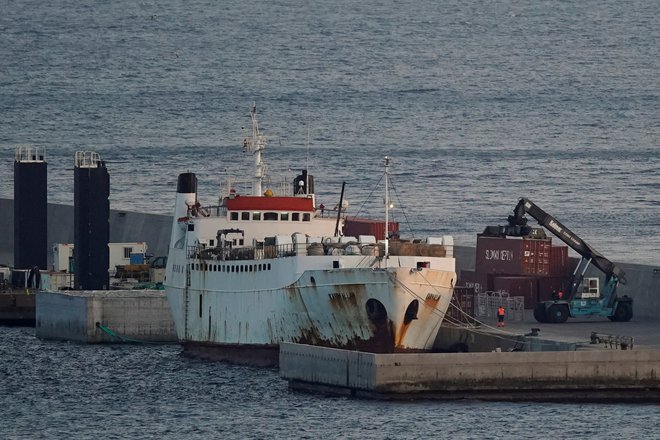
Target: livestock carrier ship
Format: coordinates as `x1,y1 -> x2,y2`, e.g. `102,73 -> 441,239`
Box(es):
164,106 -> 457,366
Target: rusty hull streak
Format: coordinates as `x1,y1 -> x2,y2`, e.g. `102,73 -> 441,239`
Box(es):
288,279 -> 397,353
394,296 -> 440,347
394,297 -> 441,349
327,284 -> 361,310
292,319 -> 396,354
394,320 -> 410,347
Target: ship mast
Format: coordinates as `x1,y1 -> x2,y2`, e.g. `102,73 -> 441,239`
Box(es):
384,156 -> 390,258
243,104 -> 266,196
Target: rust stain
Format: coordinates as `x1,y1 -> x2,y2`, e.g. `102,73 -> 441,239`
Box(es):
284,284 -> 299,300
424,296 -> 440,308
395,321 -> 411,347
292,318 -> 396,354
327,283 -> 363,311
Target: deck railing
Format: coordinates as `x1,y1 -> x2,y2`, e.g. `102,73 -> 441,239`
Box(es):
187,243 -> 297,261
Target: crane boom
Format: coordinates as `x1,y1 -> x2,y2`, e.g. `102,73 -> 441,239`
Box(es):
508,198 -> 626,284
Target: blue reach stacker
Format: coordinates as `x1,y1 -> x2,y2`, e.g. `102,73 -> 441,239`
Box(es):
483,198 -> 633,324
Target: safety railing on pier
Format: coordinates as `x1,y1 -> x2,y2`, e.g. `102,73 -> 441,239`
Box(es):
15,145 -> 46,162
475,291 -> 525,321
74,151 -> 102,168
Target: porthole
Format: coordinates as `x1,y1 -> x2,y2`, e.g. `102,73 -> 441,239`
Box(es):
366,299 -> 387,322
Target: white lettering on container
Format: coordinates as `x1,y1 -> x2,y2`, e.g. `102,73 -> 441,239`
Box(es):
484,249 -> 515,261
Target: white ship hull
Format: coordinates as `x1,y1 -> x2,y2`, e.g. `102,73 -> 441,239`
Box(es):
165,252 -> 455,366
163,107 -> 457,366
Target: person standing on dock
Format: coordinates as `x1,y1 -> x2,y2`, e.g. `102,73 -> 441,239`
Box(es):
497,306 -> 505,327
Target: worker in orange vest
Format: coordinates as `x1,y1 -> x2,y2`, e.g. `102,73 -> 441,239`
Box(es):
497,306 -> 506,327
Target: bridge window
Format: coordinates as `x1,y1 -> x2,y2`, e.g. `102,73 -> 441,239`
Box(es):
252,212 -> 261,220
302,213 -> 311,222
280,213 -> 289,221
292,213 -> 300,221
264,212 -> 278,221
241,212 -> 250,220
230,212 -> 239,221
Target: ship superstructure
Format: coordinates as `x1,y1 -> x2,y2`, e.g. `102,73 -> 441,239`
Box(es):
164,106 -> 456,366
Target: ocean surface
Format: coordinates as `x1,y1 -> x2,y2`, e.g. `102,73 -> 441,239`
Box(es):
2,326 -> 658,440
0,1 -> 659,437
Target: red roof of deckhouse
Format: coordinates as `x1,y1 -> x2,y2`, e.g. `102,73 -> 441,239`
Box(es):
225,196 -> 314,212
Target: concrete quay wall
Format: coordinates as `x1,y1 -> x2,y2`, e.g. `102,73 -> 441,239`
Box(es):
0,293 -> 35,325
280,343 -> 660,401
36,290 -> 176,343
614,262 -> 660,320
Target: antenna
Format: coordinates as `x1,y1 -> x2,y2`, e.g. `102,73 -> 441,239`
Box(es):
306,118 -> 310,195
384,156 -> 390,259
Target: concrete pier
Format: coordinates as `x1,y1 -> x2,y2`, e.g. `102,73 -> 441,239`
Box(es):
36,290 -> 176,343
0,292 -> 35,326
280,343 -> 660,402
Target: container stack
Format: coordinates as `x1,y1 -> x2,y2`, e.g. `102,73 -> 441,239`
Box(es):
343,217 -> 399,241
459,234 -> 572,308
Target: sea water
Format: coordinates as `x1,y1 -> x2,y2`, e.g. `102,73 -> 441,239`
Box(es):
1,1 -> 658,437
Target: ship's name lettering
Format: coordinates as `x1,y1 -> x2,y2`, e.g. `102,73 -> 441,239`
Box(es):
426,293 -> 441,301
329,292 -> 354,300
484,249 -> 514,261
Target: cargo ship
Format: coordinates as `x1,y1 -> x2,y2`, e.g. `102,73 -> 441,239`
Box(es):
163,106 -> 456,366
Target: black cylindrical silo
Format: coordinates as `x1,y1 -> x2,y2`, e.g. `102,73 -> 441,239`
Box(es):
14,146 -> 48,271
74,151 -> 110,290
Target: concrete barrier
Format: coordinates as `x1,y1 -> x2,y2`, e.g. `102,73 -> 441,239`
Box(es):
616,262 -> 660,319
0,292 -> 35,325
434,325 -> 577,353
280,343 -> 660,402
36,290 -> 176,343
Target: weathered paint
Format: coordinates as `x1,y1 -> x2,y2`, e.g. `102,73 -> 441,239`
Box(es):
164,169 -> 457,365
166,260 -> 456,362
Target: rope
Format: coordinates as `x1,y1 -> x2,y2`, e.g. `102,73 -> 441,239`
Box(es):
388,177 -> 415,240
95,322 -> 172,345
396,271 -> 586,349
351,173 -> 384,220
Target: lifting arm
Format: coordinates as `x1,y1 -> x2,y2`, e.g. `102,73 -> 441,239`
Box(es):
507,198 -> 626,284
